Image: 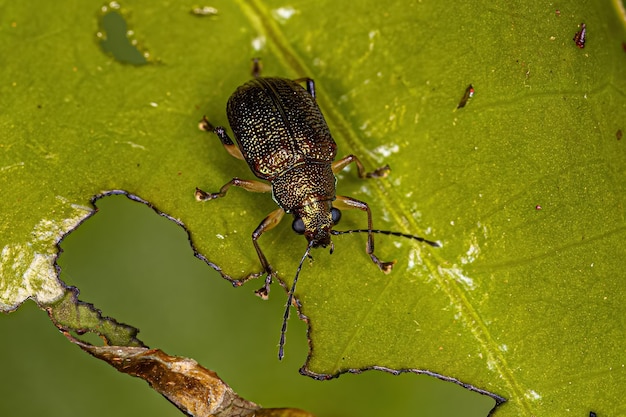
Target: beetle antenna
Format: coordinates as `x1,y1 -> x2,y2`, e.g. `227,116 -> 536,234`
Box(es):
331,229 -> 441,248
279,240 -> 314,360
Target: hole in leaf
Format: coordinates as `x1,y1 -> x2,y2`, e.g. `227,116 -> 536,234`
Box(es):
48,193 -> 499,416
97,3 -> 149,65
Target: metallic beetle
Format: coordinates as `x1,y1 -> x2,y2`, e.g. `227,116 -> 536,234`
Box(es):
196,64 -> 439,358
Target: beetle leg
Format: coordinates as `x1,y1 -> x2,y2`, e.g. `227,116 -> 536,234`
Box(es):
332,154 -> 390,179
251,207 -> 286,299
293,77 -> 316,98
333,196 -> 395,274
199,116 -> 245,160
251,57 -> 262,78
195,178 -> 271,201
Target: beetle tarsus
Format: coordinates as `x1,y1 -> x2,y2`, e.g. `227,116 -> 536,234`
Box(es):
251,57 -> 262,78
370,253 -> 396,274
255,286 -> 269,299
365,164 -> 391,179
380,261 -> 396,274
198,116 -> 215,132
255,271 -> 274,300
195,187 -> 223,201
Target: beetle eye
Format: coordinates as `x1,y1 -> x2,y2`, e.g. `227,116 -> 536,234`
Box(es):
331,208 -> 342,225
292,217 -> 305,234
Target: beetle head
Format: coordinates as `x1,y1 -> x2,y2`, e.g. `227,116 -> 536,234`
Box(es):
291,201 -> 342,250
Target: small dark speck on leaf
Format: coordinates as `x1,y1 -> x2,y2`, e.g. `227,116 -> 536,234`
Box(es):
457,84 -> 475,109
589,412 -> 597,417
622,42 -> 626,52
555,9 -> 560,16
617,129 -> 623,140
535,205 -> 542,210
573,23 -> 587,49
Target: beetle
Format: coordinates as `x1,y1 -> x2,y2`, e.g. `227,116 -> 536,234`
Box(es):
196,62 -> 439,359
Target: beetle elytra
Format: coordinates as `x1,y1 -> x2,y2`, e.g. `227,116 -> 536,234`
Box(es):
196,63 -> 439,359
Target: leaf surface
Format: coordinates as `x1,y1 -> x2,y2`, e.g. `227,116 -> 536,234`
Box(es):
1,1 -> 625,416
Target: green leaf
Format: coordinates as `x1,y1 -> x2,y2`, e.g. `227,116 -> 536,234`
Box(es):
1,1 -> 625,416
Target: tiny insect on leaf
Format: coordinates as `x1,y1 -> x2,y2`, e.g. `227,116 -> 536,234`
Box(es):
573,23 -> 587,49
457,84 -> 475,109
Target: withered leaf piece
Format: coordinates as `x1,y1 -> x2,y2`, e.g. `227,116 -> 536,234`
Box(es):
68,336 -> 314,417
46,288 -> 313,416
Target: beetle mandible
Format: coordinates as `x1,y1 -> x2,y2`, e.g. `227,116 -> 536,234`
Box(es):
196,61 -> 440,359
